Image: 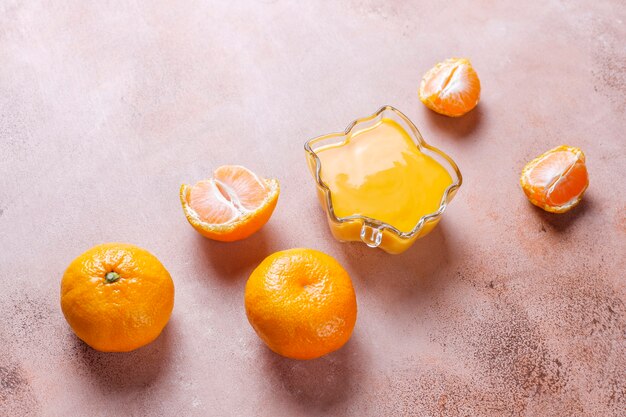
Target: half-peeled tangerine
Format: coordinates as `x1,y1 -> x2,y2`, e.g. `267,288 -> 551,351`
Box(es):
180,165 -> 279,241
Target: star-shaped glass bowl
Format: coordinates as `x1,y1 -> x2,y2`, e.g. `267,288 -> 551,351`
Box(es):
304,105 -> 462,254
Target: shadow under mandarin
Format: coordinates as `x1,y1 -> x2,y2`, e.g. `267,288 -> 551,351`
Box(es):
423,104 -> 484,139
260,335 -> 362,412
194,224 -> 278,281
70,318 -> 176,393
527,193 -> 594,233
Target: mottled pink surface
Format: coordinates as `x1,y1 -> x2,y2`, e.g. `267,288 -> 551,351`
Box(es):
1,1 -> 625,416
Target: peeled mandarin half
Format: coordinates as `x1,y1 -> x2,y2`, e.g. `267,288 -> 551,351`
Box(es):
180,165 -> 279,241
419,57 -> 481,117
520,145 -> 589,213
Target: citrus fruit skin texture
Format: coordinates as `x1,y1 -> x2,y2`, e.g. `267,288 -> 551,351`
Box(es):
419,57 -> 481,117
520,145 -> 589,213
180,165 -> 279,242
60,243 -> 175,352
245,248 -> 357,360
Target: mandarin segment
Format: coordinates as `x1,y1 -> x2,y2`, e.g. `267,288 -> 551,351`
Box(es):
188,179 -> 238,224
244,248 -> 357,360
419,57 -> 481,117
180,165 -> 279,242
60,243 -> 175,352
520,145 -> 589,213
214,165 -> 268,211
547,161 -> 588,207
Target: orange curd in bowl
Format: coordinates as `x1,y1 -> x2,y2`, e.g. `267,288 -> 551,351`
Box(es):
315,118 -> 453,233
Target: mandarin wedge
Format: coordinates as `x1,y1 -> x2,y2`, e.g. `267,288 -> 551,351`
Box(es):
419,57 -> 481,117
245,248 -> 357,360
520,145 -> 589,213
180,165 -> 279,241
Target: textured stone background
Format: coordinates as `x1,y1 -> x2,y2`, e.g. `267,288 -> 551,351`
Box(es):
1,1 -> 624,416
